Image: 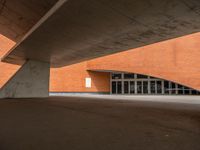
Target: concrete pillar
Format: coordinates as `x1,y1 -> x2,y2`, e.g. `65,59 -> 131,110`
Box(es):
161,80 -> 164,94
121,73 -> 124,94
0,60 -> 50,98
155,81 -> 158,95
148,76 -> 151,95
175,84 -> 178,95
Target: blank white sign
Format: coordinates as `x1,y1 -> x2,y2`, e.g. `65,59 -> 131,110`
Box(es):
85,78 -> 91,88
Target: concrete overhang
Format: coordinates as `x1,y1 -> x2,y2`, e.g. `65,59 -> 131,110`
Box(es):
0,0 -> 58,42
2,0 -> 200,67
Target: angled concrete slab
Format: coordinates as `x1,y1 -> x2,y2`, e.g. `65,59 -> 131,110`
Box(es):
0,60 -> 50,98
2,0 -> 200,67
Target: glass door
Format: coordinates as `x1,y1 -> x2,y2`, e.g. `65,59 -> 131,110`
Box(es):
130,81 -> 135,94
137,81 -> 142,94
117,81 -> 122,94
124,81 -> 129,94
150,81 -> 156,94
143,81 -> 148,94
112,81 -> 117,94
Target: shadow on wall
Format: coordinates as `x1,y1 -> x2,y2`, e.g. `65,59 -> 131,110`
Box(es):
87,71 -> 110,93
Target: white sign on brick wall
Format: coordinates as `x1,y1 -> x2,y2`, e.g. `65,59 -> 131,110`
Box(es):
85,78 -> 91,88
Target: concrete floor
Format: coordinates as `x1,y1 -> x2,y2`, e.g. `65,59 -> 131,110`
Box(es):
0,96 -> 200,150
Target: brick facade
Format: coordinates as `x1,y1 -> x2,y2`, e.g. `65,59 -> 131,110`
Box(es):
1,33 -> 200,92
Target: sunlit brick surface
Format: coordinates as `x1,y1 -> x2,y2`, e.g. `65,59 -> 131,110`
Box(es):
88,33 -> 200,91
1,33 -> 200,92
0,35 -> 19,88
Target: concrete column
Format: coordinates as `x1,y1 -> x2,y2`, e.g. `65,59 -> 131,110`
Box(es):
110,73 -> 112,94
148,76 -> 151,95
155,81 -> 157,95
121,73 -> 124,94
161,80 -> 164,94
0,60 -> 50,98
134,74 -> 137,94
141,81 -> 144,94
169,82 -> 172,95
128,81 -> 130,94
135,81 -> 137,94
175,84 -> 178,95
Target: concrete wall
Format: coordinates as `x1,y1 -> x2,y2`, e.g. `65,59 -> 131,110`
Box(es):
0,60 -> 50,98
0,0 -> 58,42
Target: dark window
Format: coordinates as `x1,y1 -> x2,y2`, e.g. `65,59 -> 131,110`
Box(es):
137,74 -> 148,79
112,73 -> 122,79
157,81 -> 162,94
192,90 -> 197,95
178,84 -> 183,94
124,73 -> 135,79
171,83 -> 176,94
150,81 -> 156,94
112,82 -> 116,94
184,88 -> 190,95
150,76 -> 156,79
164,81 -> 169,94
137,81 -> 142,94
117,81 -> 122,94
124,81 -> 129,94
130,81 -> 135,94
143,81 -> 148,94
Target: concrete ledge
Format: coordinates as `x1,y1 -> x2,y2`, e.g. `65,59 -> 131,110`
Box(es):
50,94 -> 200,105
49,92 -> 109,96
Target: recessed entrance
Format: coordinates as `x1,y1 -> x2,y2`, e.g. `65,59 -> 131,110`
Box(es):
111,73 -> 200,95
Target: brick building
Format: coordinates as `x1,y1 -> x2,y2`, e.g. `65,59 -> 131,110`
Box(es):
1,33 -> 200,95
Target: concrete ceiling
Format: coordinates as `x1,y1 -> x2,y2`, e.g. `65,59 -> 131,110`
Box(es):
1,0 -> 200,67
0,0 -> 58,41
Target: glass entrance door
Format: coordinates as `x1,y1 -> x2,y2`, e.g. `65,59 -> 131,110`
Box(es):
112,81 -> 117,94
111,81 -> 122,94
137,81 -> 142,94
150,81 -> 156,94
143,81 -> 148,94
111,73 -> 200,95
130,81 -> 135,94
124,81 -> 129,94
117,81 -> 122,94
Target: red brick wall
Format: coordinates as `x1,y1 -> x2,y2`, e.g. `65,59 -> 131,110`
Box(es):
0,35 -> 20,89
50,61 -> 110,93
88,33 -> 200,91
1,32 -> 200,92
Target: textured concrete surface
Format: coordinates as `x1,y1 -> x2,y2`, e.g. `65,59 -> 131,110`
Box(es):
0,60 -> 50,98
0,96 -> 200,150
0,0 -> 58,42
3,0 -> 200,67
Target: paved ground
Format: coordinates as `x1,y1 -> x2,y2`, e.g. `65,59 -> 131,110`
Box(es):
0,96 -> 200,150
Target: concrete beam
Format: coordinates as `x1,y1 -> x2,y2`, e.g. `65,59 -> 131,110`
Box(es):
2,0 -> 200,67
0,0 -> 58,42
0,60 -> 50,98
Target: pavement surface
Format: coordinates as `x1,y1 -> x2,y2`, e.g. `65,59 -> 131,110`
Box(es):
0,96 -> 200,150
